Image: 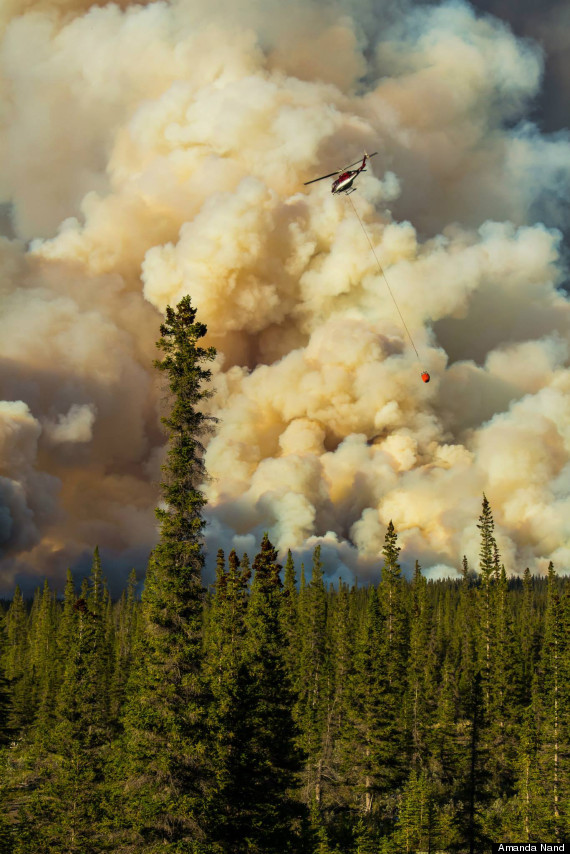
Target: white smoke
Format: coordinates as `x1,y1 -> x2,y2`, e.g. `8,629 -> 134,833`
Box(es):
0,0 -> 568,591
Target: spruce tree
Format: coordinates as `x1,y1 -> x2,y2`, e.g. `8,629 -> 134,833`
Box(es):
280,550 -> 301,688
4,587 -> 32,734
297,545 -> 329,807
327,578 -> 354,824
485,565 -> 520,803
513,700 -> 542,840
118,295 -> 216,850
393,769 -> 434,854
110,568 -> 139,720
406,561 -> 435,772
345,585 -> 387,816
56,570 -> 76,684
536,562 -> 568,840
205,548 -> 256,852
477,494 -> 498,713
378,521 -> 408,794
0,611 -> 11,748
520,568 -> 539,704
241,533 -> 305,853
29,580 -> 58,749
17,551 -> 113,853
0,610 -> 13,852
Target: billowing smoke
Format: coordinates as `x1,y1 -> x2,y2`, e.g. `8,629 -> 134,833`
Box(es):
0,0 -> 568,593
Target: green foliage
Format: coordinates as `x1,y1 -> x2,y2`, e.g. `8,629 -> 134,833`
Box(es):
297,545 -> 329,804
116,295 -> 216,850
393,769 -> 434,853
0,431 -> 568,854
237,533 -> 305,853
4,587 -> 33,732
205,547 -> 255,852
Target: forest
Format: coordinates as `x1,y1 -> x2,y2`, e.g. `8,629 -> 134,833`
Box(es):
0,297 -> 567,854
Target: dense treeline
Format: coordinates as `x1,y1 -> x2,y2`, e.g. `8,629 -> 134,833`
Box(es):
0,296 -> 567,853
1,534 -> 569,852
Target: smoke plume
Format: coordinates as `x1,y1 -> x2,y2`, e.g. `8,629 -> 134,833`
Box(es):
0,0 -> 568,592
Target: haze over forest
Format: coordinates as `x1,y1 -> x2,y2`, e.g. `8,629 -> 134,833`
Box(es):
0,0 -> 569,594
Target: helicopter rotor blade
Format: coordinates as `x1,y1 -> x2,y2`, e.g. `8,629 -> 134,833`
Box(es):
343,151 -> 378,170
303,170 -> 341,185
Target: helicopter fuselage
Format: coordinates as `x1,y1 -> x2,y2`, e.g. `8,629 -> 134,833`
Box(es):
332,168 -> 366,193
304,152 -> 375,193
332,171 -> 356,193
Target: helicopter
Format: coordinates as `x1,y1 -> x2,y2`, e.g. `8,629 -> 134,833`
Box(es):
303,149 -> 430,384
304,151 -> 378,194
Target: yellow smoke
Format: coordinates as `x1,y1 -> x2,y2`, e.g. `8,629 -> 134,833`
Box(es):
0,0 -> 569,590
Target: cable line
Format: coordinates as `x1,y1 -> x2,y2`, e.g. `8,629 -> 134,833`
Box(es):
347,193 -> 421,362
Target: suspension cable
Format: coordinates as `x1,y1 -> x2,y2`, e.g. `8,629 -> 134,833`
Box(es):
347,192 -> 420,361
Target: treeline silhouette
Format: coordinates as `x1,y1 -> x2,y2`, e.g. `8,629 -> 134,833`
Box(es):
0,532 -> 568,853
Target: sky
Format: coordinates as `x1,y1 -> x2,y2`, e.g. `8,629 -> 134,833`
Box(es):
0,0 -> 569,595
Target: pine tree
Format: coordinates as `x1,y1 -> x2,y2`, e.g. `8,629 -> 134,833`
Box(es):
456,556 -> 478,716
280,550 -> 300,688
110,568 -> 139,720
297,545 -> 329,807
485,565 -> 520,804
57,570 -> 76,684
17,552 -> 113,852
380,521 -> 403,659
377,521 -> 408,797
353,815 -> 377,854
239,533 -> 305,853
477,494 -> 498,713
327,579 -> 354,823
345,585 -> 390,817
520,568 -> 539,704
205,548 -> 256,852
406,561 -> 435,772
117,296 -> 217,850
4,587 -> 32,734
429,652 -> 464,849
394,769 -> 434,854
513,700 -> 542,840
536,562 -> 568,840
0,611 -> 11,748
29,580 -> 59,748
0,609 -> 14,852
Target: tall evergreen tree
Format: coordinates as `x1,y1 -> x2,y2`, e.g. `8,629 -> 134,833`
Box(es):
513,700 -> 542,841
118,295 -> 216,850
16,551 -> 113,853
520,568 -> 539,703
377,522 -> 408,794
56,570 -> 76,685
297,545 -> 329,807
0,611 -> 11,748
327,579 -> 354,822
110,568 -> 139,720
536,563 -> 568,839
0,607 -> 14,852
477,494 -> 498,713
29,580 -> 58,748
485,565 -> 520,804
393,769 -> 434,854
345,586 -> 387,816
280,550 -> 301,688
406,561 -> 435,772
240,533 -> 305,853
4,587 -> 32,734
205,548 -> 257,852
